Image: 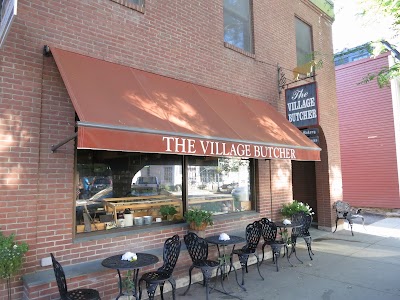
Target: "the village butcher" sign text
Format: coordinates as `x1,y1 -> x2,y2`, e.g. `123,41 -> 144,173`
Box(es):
285,82 -> 318,128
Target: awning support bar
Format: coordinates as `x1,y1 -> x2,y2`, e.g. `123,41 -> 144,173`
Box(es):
51,133 -> 77,152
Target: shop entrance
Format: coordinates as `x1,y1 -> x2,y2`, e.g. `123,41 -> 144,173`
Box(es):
292,161 -> 317,222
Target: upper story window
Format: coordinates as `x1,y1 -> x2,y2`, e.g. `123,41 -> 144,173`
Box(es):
223,0 -> 253,53
295,18 -> 313,66
110,0 -> 144,13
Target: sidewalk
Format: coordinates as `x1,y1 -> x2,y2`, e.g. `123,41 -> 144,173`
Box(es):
168,216 -> 400,300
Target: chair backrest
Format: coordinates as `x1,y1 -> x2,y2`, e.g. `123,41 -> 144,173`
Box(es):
243,220 -> 261,252
259,218 -> 277,242
291,212 -> 312,236
333,201 -> 351,218
50,253 -> 68,298
158,234 -> 181,276
184,232 -> 209,263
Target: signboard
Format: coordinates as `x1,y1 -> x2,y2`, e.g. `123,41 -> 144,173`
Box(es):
285,82 -> 318,128
301,128 -> 320,145
0,0 -> 18,48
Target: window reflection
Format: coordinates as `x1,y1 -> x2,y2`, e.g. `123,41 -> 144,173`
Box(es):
187,157 -> 251,214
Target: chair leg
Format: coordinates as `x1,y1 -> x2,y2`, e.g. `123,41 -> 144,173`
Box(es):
348,220 -> 354,236
304,236 -> 314,260
168,278 -> 176,300
238,254 -> 248,286
160,283 -> 164,300
182,266 -> 194,296
290,237 -> 303,264
260,243 -> 266,266
333,217 -> 339,233
254,254 -> 264,280
138,279 -> 143,300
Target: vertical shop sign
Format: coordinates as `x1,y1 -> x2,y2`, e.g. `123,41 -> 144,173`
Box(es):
286,82 -> 318,128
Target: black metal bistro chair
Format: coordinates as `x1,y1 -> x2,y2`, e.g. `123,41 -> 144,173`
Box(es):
50,253 -> 101,300
138,234 -> 181,300
259,218 -> 291,272
183,232 -> 223,300
230,220 -> 264,286
289,212 -> 314,263
333,200 -> 365,236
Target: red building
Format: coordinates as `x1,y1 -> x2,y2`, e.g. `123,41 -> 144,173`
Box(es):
336,49 -> 400,209
0,1 -> 340,299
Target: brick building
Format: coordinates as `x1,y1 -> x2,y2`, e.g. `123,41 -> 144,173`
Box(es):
0,0 -> 340,299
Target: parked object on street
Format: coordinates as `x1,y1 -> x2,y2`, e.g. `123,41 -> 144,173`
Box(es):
332,200 -> 365,236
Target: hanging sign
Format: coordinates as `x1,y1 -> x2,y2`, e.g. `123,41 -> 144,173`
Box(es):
285,82 -> 318,128
301,128 -> 320,145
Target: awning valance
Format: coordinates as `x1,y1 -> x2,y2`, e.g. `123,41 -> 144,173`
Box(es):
51,47 -> 320,161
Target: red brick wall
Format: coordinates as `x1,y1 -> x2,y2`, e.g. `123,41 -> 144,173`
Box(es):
0,0 -> 339,298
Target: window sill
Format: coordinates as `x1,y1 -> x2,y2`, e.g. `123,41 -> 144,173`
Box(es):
110,0 -> 145,13
224,42 -> 255,59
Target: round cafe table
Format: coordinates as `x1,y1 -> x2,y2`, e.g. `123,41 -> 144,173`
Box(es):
102,253 -> 159,300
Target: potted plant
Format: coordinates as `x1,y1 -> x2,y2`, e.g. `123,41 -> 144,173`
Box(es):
159,205 -> 178,221
281,200 -> 314,218
0,231 -> 29,300
184,209 -> 213,231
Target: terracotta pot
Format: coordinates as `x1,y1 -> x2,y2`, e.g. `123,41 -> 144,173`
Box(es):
189,222 -> 207,231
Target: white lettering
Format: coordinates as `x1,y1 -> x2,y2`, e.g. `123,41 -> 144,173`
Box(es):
162,136 -> 174,152
187,139 -> 196,154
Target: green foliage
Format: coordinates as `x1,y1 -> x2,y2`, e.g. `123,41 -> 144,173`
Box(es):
357,0 -> 400,86
159,205 -> 178,217
0,231 -> 28,279
184,209 -> 213,227
281,200 -> 314,218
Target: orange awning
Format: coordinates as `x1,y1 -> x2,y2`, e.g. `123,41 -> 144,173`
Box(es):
51,47 -> 320,161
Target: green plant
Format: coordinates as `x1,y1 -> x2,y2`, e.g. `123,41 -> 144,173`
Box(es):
159,205 -> 178,218
184,209 -> 213,227
281,200 -> 314,218
0,231 -> 29,300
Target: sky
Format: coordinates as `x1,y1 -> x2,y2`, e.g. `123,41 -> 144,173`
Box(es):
332,0 -> 398,52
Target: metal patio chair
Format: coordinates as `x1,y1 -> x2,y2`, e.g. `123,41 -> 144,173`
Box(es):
333,200 -> 365,236
138,234 -> 181,300
183,232 -> 223,300
289,212 -> 314,263
50,253 -> 101,300
259,218 -> 291,271
230,220 -> 264,286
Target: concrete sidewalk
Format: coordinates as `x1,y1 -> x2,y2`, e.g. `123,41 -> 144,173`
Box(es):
166,216 -> 400,300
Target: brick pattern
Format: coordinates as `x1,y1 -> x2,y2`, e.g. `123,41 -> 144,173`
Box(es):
0,0 -> 340,299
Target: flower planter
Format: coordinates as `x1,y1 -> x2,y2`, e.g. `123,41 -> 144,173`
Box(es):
189,222 -> 208,231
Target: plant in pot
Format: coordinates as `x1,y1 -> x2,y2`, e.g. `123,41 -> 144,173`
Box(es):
281,200 -> 314,218
184,209 -> 213,231
159,205 -> 178,221
0,230 -> 29,300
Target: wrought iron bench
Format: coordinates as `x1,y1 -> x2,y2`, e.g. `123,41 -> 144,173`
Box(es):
332,201 -> 365,236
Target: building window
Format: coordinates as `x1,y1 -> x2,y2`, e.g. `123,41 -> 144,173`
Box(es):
224,0 -> 253,53
75,150 -> 254,235
110,0 -> 145,13
295,18 -> 313,66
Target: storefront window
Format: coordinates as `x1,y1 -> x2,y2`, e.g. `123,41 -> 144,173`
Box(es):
187,156 -> 252,214
75,150 -> 253,234
75,150 -> 183,233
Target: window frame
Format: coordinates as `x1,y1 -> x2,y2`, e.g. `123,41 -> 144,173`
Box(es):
223,0 -> 254,54
295,17 -> 314,66
74,149 -> 257,237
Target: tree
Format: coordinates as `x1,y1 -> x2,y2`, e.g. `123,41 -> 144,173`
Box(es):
358,0 -> 400,87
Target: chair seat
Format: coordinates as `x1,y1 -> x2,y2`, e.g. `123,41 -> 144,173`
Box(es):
232,248 -> 255,256
66,289 -> 101,300
193,259 -> 220,268
140,271 -> 171,283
